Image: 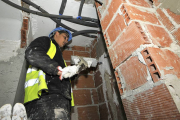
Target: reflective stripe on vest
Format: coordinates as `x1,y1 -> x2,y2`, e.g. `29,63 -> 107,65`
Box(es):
24,40 -> 74,106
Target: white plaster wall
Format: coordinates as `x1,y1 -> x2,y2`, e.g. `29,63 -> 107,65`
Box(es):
0,0 -> 23,107
0,0 -> 22,62
30,0 -> 99,47
0,0 -> 22,41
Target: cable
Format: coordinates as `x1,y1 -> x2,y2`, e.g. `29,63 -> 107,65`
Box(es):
77,0 -> 99,23
78,0 -> 85,17
56,0 -> 67,27
62,18 -> 99,28
21,0 -> 99,38
72,30 -> 99,37
95,0 -> 103,5
2,0 -> 72,19
81,16 -> 99,23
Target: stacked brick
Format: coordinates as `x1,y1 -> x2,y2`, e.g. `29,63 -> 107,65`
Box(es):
95,0 -> 180,119
62,46 -> 100,120
21,17 -> 29,48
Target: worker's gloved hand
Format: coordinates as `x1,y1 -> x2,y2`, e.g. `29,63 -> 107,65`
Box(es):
62,65 -> 78,78
57,65 -> 78,80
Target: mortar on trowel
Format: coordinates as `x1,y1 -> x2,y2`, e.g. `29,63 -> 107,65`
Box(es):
63,56 -> 98,78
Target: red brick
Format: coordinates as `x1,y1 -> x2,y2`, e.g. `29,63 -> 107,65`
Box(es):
72,46 -> 85,51
91,46 -> 97,58
119,56 -> 148,90
128,0 -> 152,8
157,8 -> 175,31
94,71 -> 103,87
108,48 -> 119,69
95,2 -> 102,19
99,103 -> 109,120
114,70 -> 123,95
62,50 -> 73,60
146,24 -> 173,47
73,90 -> 92,105
103,33 -> 110,48
173,27 -> 180,45
122,84 -> 180,119
122,4 -> 160,25
108,21 -> 151,68
78,106 -> 100,120
85,47 -> 91,52
97,85 -> 105,103
74,51 -> 90,57
75,75 -> 95,88
23,18 -> 28,30
106,14 -> 126,44
21,29 -> 27,48
101,0 -> 124,31
166,9 -> 180,24
141,47 -> 180,82
92,89 -> 99,104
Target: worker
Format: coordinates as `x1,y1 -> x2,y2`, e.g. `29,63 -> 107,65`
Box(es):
24,27 -> 78,120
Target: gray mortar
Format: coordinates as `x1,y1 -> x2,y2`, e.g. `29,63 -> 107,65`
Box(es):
121,80 -> 163,102
0,48 -> 25,107
71,106 -> 78,120
104,71 -> 118,120
159,0 -> 180,15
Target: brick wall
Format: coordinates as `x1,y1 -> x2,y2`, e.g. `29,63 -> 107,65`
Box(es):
90,38 -> 126,120
62,46 -> 100,120
95,0 -> 180,119
65,38 -> 126,119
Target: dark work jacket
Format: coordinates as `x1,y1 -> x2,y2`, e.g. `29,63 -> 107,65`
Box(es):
25,36 -> 71,100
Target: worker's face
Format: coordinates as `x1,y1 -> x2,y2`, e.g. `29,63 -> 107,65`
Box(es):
54,32 -> 69,47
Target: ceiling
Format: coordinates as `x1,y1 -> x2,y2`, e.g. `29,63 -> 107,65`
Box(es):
30,0 -> 100,47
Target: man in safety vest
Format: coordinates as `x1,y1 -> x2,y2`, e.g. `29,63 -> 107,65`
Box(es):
24,27 -> 78,120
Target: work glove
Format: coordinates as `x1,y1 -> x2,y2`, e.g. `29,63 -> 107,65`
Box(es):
57,65 -> 78,80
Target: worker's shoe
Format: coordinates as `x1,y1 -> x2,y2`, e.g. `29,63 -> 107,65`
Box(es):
12,103 -> 27,120
0,104 -> 12,120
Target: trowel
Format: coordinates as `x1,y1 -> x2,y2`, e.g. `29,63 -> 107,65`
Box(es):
64,56 -> 98,78
71,56 -> 98,73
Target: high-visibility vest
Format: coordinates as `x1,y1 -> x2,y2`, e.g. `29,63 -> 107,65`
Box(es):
24,40 -> 74,106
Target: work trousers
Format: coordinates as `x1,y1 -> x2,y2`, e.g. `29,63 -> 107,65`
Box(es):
25,94 -> 71,120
